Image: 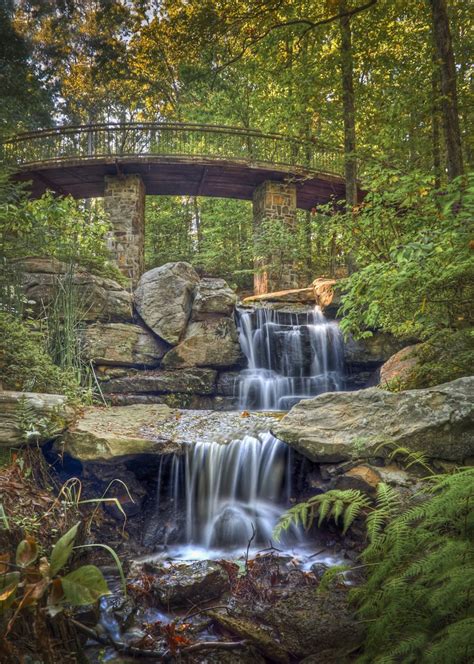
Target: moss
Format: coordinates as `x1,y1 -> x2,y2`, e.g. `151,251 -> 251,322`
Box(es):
397,329 -> 474,390
0,313 -> 79,396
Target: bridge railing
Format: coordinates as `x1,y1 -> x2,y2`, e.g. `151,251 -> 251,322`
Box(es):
0,122 -> 344,177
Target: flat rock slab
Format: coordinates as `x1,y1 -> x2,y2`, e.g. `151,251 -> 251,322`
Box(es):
100,367 -> 217,395
60,406 -> 280,462
273,377 -> 474,463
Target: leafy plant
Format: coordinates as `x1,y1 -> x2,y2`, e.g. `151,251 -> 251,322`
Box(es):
274,489 -> 371,540
322,169 -> 474,341
0,312 -> 79,395
353,469 -> 474,663
0,522 -> 111,626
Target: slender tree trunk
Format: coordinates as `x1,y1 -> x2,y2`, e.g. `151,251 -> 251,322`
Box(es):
429,0 -> 463,180
431,58 -> 442,189
339,0 -> 358,208
339,0 -> 358,274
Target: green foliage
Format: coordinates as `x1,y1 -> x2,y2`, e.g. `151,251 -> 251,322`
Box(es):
145,195 -> 253,290
0,521 -> 112,625
0,312 -> 79,395
0,174 -> 121,282
274,489 -> 371,540
332,170 -> 474,340
354,469 -> 474,663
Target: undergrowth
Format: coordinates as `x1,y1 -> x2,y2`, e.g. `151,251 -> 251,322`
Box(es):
275,468 -> 474,664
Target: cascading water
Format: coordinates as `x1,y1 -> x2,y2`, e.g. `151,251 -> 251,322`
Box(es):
236,305 -> 345,410
147,432 -> 296,555
147,304 -> 345,556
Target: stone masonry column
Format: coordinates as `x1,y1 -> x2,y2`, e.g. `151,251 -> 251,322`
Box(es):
252,180 -> 299,295
104,174 -> 145,285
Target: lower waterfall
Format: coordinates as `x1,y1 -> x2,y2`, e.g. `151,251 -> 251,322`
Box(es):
147,431 -> 298,554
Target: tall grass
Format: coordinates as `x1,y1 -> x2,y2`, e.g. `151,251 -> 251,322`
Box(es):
43,263 -> 96,403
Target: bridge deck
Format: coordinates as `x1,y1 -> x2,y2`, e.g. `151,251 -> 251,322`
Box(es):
2,123 -> 346,209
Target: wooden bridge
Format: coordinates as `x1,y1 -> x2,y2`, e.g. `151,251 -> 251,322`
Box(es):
1,122 -> 346,209
1,122 -> 347,292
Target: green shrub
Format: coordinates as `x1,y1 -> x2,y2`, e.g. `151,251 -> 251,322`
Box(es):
354,470 -> 474,663
0,312 -> 78,395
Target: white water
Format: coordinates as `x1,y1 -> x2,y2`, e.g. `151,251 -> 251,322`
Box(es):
148,432 -> 300,554
147,304 -> 345,555
236,306 -> 344,410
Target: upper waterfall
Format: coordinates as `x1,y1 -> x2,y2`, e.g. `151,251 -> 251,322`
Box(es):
235,305 -> 345,410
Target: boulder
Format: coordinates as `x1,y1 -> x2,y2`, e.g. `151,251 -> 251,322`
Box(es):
80,323 -> 168,367
344,332 -> 408,368
379,344 -> 421,387
100,368 -> 217,395
0,391 -> 75,446
59,404 -> 181,462
273,377 -> 474,463
334,465 -> 381,494
192,277 -> 237,319
134,262 -> 199,344
15,257 -> 132,322
162,318 -> 242,369
143,560 -> 229,608
265,586 -> 362,660
312,278 -> 342,318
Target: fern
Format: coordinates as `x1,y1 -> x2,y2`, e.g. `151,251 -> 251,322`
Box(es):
274,489 -> 371,540
355,467 -> 474,664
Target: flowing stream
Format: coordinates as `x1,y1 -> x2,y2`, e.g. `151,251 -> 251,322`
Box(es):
148,305 -> 345,557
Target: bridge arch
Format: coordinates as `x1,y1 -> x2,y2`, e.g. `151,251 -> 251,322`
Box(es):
1,123 -> 347,292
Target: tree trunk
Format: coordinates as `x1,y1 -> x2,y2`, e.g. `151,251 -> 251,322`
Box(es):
339,0 -> 358,274
431,57 -> 442,189
339,0 -> 358,208
429,0 -> 463,180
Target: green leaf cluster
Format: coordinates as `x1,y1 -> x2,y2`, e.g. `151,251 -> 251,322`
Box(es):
333,170 -> 474,340
354,470 -> 474,663
274,488 -> 371,541
0,312 -> 79,395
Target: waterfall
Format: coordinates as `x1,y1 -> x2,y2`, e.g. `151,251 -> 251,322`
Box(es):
147,432 -> 299,553
236,305 -> 344,410
147,304 -> 345,555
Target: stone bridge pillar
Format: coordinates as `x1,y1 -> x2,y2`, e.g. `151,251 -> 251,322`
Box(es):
104,174 -> 145,285
252,180 -> 299,295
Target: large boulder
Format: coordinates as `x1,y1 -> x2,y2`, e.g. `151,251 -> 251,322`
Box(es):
379,344 -> 421,387
192,277 -> 237,319
134,262 -> 199,344
265,586 -> 362,660
273,377 -> 474,463
344,332 -> 407,368
162,318 -> 242,369
100,368 -> 217,395
0,391 -> 75,446
15,257 -> 132,322
80,323 -> 168,367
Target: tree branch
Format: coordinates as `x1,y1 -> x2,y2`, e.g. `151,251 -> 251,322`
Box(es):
213,0 -> 378,75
